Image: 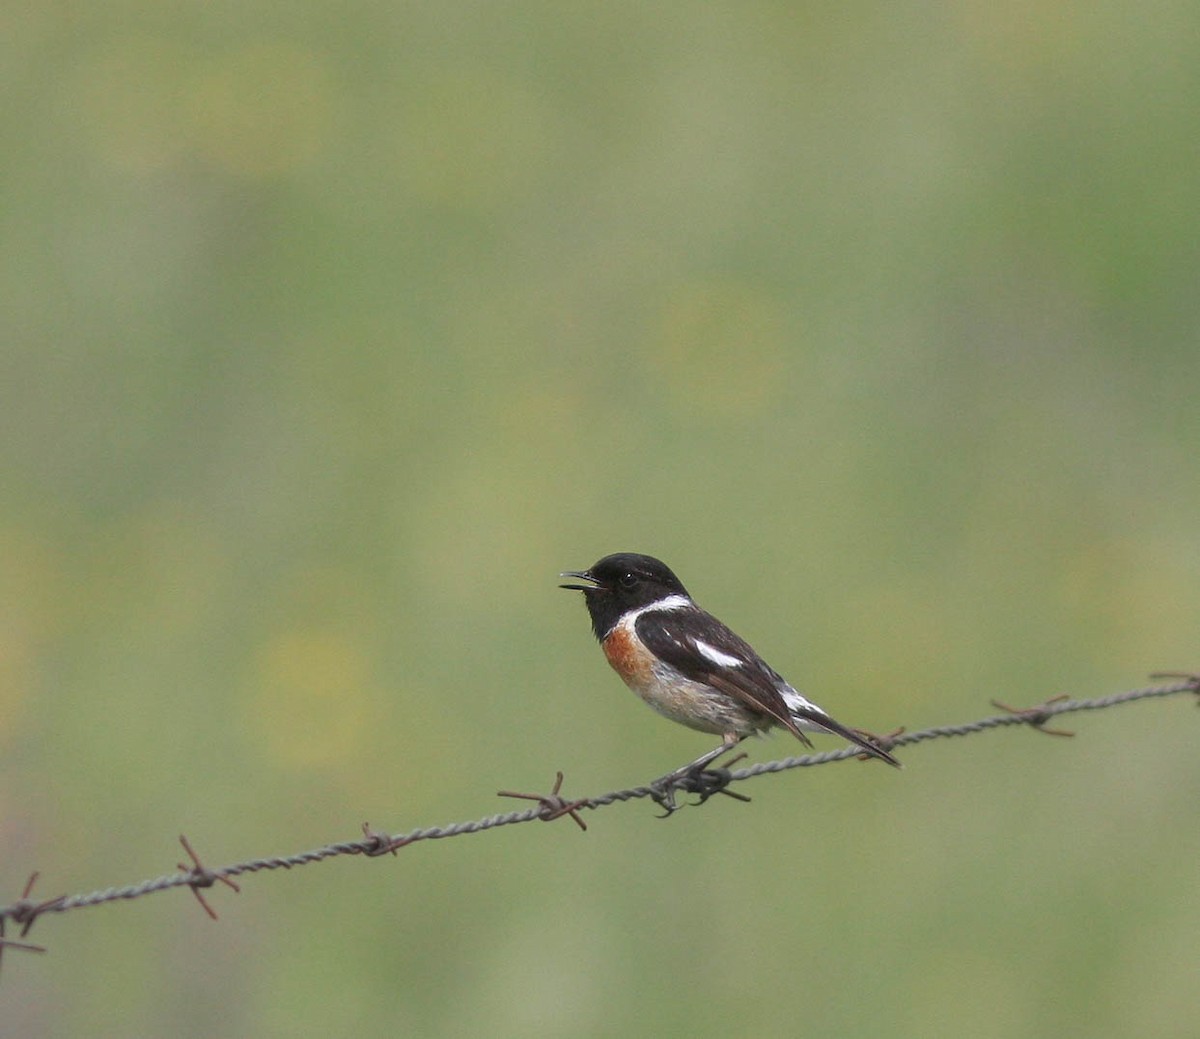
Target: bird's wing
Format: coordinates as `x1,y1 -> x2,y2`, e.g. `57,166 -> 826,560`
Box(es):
635,608 -> 901,767
634,609 -> 815,743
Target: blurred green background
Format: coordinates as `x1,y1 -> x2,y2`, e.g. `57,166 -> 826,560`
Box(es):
2,3 -> 1198,1037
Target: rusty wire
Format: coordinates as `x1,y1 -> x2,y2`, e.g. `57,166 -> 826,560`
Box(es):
0,674 -> 1195,960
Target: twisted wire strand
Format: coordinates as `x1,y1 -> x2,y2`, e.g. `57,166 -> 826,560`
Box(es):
2,676 -> 1195,929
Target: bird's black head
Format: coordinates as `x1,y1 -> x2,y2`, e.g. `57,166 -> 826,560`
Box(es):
560,552 -> 691,640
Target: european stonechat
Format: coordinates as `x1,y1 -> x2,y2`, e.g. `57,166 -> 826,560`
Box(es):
561,553 -> 901,783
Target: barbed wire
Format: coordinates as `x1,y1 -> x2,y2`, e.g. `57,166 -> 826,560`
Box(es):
0,673 -> 1195,967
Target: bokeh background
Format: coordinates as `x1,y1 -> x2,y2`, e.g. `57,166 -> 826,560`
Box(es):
2,4 -> 1198,1037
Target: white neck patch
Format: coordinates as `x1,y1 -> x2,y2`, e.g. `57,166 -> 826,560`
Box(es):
613,593 -> 691,633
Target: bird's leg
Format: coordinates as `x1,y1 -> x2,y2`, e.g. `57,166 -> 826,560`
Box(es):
649,734 -> 747,815
666,734 -> 746,779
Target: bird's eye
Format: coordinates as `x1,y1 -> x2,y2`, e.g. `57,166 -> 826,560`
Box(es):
619,571 -> 638,588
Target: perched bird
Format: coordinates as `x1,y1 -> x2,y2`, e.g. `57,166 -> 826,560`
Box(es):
560,552 -> 900,782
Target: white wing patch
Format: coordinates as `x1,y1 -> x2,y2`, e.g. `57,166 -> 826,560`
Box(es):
693,639 -> 744,669
782,687 -> 826,716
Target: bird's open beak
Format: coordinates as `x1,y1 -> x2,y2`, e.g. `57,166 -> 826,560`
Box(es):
559,569 -> 598,591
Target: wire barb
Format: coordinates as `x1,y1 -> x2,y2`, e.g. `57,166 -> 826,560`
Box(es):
0,874 -> 63,974
360,822 -> 400,857
1149,672 -> 1200,702
854,726 -> 907,761
177,835 -> 241,921
989,694 -> 1076,737
497,771 -> 590,831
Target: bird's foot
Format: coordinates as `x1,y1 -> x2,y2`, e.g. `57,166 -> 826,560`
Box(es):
648,752 -> 751,818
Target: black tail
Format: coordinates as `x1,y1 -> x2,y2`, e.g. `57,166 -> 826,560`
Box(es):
795,708 -> 902,768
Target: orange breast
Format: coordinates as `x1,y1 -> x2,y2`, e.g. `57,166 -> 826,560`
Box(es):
601,624 -> 656,692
